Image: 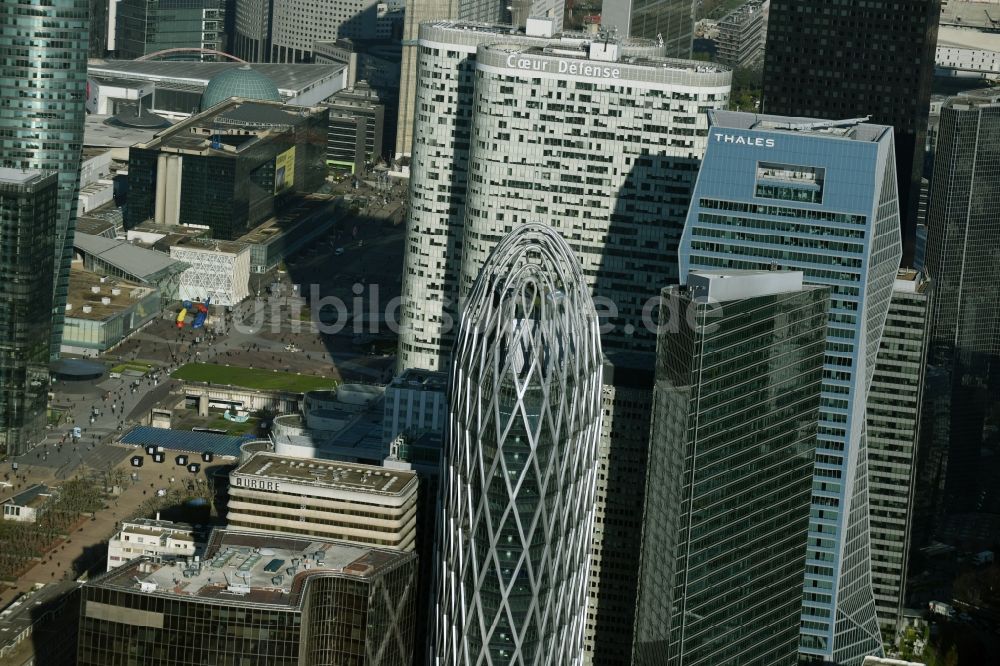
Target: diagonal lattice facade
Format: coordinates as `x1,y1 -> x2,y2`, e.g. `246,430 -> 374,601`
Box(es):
431,223 -> 603,666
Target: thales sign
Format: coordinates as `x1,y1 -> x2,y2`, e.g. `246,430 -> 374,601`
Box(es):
713,133 -> 776,148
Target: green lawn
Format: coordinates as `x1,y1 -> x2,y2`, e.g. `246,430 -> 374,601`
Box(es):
172,363 -> 338,393
111,360 -> 156,375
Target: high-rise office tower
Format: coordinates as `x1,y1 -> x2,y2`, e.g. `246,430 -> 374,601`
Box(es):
398,20 -> 729,371
0,0 -> 90,360
601,0 -> 695,57
394,0 -> 460,162
394,1 -> 564,162
761,0 -> 940,257
921,91 -> 1000,527
115,0 -> 227,59
680,111 -> 902,665
865,269 -> 930,641
0,170 -> 59,458
634,269 -> 828,665
431,223 -> 603,665
585,352 -> 654,665
232,0 -> 273,61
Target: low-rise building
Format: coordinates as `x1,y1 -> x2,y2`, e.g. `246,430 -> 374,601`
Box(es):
2,484 -> 54,523
716,0 -> 769,68
170,238 -> 251,306
87,60 -> 347,117
72,232 -> 189,302
0,582 -> 81,665
107,517 -> 204,571
382,369 -> 447,446
936,1 -> 1000,79
78,530 -> 417,666
61,268 -> 161,356
228,452 -> 418,551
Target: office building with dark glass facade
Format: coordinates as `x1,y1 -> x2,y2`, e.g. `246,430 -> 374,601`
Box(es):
0,170 -> 59,457
125,99 -> 328,240
679,111 -> 902,665
601,0 -> 695,57
0,0 -> 89,359
918,91 -> 1000,544
585,352 -> 655,665
115,0 -> 226,59
77,529 -> 416,665
634,270 -> 827,666
761,0 -> 940,256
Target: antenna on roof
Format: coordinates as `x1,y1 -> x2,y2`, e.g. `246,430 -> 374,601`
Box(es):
779,116 -> 872,131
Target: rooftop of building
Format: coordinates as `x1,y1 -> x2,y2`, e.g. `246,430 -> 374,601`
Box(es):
73,233 -> 187,283
0,167 -> 51,187
89,530 -> 413,608
87,60 -> 346,99
84,113 -> 168,149
136,98 -> 324,156
0,582 -> 80,654
236,194 -> 334,246
170,236 -> 249,255
66,269 -> 156,321
120,522 -> 197,542
480,41 -> 729,75
710,110 -> 892,142
76,210 -> 122,240
686,269 -> 814,303
3,484 -> 52,509
422,19 -> 663,50
120,517 -> 199,536
940,0 -> 1000,29
946,87 -> 1000,109
894,268 -> 930,294
234,453 -> 416,497
388,369 -> 448,391
313,38 -> 403,60
120,426 -> 250,458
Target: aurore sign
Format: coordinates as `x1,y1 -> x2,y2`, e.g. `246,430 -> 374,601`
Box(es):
505,53 -> 621,79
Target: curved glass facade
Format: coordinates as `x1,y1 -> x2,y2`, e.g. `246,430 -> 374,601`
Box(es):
431,224 -> 603,665
0,1 -> 89,360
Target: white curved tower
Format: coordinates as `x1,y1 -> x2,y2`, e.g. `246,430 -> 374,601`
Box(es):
431,223 -> 603,665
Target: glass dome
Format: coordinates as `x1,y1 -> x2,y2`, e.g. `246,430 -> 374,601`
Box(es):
200,65 -> 281,110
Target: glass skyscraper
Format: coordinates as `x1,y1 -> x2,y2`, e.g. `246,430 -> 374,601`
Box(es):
634,270 -> 828,666
0,170 -> 59,457
0,0 -> 90,359
762,0 -> 940,257
115,0 -> 226,60
601,0 -> 696,58
920,91 -> 1000,537
679,111 -> 902,665
431,223 -> 603,665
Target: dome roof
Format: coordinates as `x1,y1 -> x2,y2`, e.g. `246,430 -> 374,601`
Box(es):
200,65 -> 281,110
